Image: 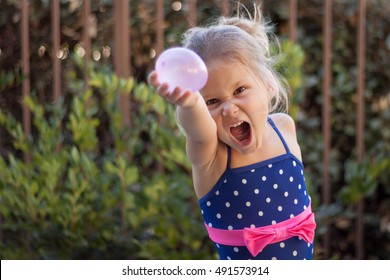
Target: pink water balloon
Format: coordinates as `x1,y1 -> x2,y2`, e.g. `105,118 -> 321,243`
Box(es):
155,47 -> 208,92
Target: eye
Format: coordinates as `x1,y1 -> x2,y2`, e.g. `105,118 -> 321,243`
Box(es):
206,98 -> 219,106
234,86 -> 246,95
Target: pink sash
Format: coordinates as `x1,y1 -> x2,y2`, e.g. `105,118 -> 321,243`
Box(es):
204,204 -> 316,257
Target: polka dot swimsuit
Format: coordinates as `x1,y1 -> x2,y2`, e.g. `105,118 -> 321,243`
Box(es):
198,118 -> 314,260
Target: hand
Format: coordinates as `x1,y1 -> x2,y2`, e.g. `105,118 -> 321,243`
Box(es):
147,71 -> 201,108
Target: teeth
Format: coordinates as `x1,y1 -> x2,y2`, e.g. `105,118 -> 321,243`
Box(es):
230,121 -> 244,128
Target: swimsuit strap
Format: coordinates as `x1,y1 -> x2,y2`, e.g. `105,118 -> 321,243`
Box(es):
267,117 -> 291,154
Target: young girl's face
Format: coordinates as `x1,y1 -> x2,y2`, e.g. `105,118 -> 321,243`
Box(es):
200,62 -> 269,154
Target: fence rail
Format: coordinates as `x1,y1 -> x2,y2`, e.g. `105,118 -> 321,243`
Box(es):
13,0 -> 368,259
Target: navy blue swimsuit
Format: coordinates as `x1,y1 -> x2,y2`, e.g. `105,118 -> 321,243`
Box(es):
198,118 -> 314,260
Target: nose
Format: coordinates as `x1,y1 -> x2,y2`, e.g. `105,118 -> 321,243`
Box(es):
222,100 -> 239,116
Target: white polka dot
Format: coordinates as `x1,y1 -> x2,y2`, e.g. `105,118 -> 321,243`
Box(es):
293,251 -> 298,256
237,213 -> 243,219
293,161 -> 297,166
278,206 -> 283,211
233,247 -> 239,252
294,199 -> 298,204
279,169 -> 284,175
242,179 -> 247,184
284,191 -> 289,197
215,190 -> 220,195
301,170 -> 304,175
289,176 -> 294,182
206,201 -> 211,206
290,214 -> 295,218
272,257 -> 277,260
224,179 -> 227,183
304,205 -> 307,210
307,243 -> 311,247
227,256 -> 231,260
272,220 -> 276,225
216,243 -> 220,248
250,224 -> 256,228
268,164 -> 272,168
228,225 -> 233,230
208,223 -> 212,227
266,197 -> 271,203
201,210 -> 204,214
273,184 -> 278,189
304,191 -> 307,195
298,184 -> 302,189
254,189 -> 259,194
225,202 -> 230,208
251,169 -> 255,172
216,213 -> 221,219
234,191 -> 239,196
246,201 -> 251,207
280,242 -> 285,248
262,176 -> 267,181
258,211 -> 264,216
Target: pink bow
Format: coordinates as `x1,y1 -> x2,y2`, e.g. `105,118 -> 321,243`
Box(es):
243,212 -> 316,257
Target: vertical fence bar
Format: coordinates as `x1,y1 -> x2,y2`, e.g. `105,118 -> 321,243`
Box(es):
322,0 -> 332,259
188,0 -> 197,27
221,0 -> 230,16
356,0 -> 366,260
83,0 -> 91,106
289,0 -> 297,43
114,0 -> 131,125
155,0 -> 165,174
113,0 -> 131,234
21,0 -> 31,163
256,0 -> 264,9
20,0 -> 32,252
51,0 -> 61,103
83,0 -> 91,67
156,0 -> 164,56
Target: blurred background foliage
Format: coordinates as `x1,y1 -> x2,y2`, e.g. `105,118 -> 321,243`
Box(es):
0,0 -> 389,259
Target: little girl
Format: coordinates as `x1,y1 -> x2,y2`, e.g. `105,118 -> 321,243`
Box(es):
148,7 -> 316,260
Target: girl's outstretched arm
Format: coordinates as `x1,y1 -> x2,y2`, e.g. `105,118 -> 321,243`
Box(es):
148,71 -> 218,168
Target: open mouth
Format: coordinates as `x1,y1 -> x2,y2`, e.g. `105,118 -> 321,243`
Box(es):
230,121 -> 251,144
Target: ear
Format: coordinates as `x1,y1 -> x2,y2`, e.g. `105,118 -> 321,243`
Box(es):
266,82 -> 277,99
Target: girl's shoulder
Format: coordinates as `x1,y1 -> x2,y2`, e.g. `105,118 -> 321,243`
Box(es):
268,113 -> 296,133
268,113 -> 302,162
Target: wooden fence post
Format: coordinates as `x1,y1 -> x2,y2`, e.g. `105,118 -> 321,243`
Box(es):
114,0 -> 131,126
21,0 -> 31,163
289,0 -> 297,43
188,0 -> 197,27
155,0 -> 164,56
51,0 -> 61,103
221,0 -> 230,16
82,0 -> 92,111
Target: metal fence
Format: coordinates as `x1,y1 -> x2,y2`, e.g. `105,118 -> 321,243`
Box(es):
16,0 -> 368,259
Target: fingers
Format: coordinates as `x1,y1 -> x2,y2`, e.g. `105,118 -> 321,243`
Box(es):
162,86 -> 184,103
147,71 -> 160,87
148,70 -> 197,107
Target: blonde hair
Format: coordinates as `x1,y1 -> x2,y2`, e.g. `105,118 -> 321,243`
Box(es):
182,4 -> 289,113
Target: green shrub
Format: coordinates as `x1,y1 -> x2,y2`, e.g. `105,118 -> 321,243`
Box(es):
0,60 -> 215,259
